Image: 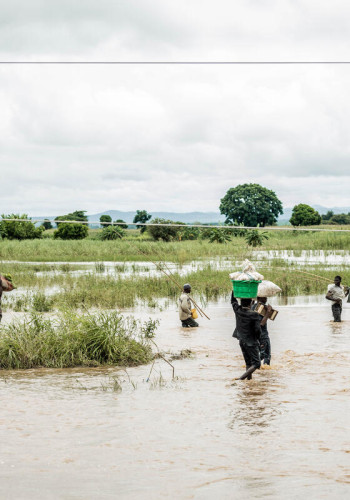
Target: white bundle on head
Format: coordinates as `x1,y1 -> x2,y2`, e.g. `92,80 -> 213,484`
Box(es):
229,259 -> 264,281
257,280 -> 282,297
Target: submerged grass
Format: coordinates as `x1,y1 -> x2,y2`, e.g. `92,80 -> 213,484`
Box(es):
0,310 -> 156,369
2,261 -> 346,313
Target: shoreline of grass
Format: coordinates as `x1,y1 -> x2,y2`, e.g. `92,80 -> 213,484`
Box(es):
0,310 -> 158,370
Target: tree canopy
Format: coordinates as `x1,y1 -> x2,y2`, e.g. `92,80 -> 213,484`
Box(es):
219,184 -> 283,227
99,215 -> 112,227
133,210 -> 152,233
55,210 -> 88,227
289,204 -> 321,226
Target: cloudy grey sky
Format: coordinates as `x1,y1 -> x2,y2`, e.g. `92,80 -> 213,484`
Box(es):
1,0 -> 350,215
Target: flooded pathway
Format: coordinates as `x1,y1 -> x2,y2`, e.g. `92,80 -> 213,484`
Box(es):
0,302 -> 349,499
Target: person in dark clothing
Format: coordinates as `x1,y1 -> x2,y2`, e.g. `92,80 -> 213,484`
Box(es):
252,297 -> 272,365
231,291 -> 271,380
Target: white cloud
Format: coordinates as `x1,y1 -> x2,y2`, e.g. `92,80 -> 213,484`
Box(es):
0,2 -> 350,215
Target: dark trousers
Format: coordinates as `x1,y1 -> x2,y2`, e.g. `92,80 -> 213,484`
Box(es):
181,317 -> 199,328
332,302 -> 342,322
239,341 -> 261,369
260,333 -> 271,365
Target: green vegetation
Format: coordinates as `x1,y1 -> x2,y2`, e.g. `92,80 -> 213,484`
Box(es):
322,211 -> 350,225
100,214 -> 112,227
1,259 -> 349,314
0,310 -> 156,369
220,183 -> 283,227
133,210 -> 152,233
207,227 -> 232,244
41,219 -> 53,230
147,218 -> 183,241
290,204 -> 321,226
99,225 -> 125,240
54,223 -> 89,240
0,214 -> 43,240
1,230 -> 350,263
115,219 -> 128,229
54,210 -> 88,226
245,229 -> 269,247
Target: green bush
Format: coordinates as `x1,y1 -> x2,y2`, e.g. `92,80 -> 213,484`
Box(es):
100,225 -> 125,240
290,204 -> 321,226
207,228 -> 232,243
54,223 -> 88,240
0,214 -> 43,240
147,218 -> 180,242
245,229 -> 269,247
0,310 -> 156,369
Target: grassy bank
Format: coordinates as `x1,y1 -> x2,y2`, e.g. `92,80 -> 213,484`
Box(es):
0,310 -> 157,369
1,228 -> 350,262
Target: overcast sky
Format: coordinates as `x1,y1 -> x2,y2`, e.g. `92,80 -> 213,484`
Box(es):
1,0 -> 350,215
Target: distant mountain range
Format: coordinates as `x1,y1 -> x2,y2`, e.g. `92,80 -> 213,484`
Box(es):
33,205 -> 350,226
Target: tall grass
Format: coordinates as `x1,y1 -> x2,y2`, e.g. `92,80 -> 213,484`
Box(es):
2,262 -> 347,313
1,230 -> 350,263
0,310 -> 156,369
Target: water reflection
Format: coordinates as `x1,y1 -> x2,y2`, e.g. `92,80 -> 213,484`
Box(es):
228,378 -> 284,435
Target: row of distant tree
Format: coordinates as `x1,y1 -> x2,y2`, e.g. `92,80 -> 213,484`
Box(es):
0,184 -> 349,241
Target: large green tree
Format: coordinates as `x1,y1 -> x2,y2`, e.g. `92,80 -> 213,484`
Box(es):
133,210 -> 152,233
290,204 -> 321,226
219,184 -> 283,227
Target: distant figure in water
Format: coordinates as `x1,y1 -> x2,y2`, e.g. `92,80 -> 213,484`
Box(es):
178,284 -> 199,328
252,297 -> 272,366
231,290 -> 271,380
326,276 -> 349,322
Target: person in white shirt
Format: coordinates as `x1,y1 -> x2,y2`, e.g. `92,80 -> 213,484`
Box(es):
178,284 -> 199,328
326,276 -> 349,322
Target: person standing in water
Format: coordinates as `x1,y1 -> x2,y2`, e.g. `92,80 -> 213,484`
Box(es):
326,276 -> 349,322
231,290 -> 271,380
178,284 -> 199,328
252,296 -> 272,365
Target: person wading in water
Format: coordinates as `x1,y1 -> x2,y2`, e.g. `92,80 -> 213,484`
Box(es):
231,290 -> 271,380
178,284 -> 199,328
326,275 -> 349,322
252,296 -> 272,365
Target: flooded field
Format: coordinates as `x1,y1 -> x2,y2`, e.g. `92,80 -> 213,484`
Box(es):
253,249 -> 350,266
1,300 -> 349,499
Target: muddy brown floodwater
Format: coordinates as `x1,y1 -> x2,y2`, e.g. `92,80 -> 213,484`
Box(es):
0,301 -> 349,499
